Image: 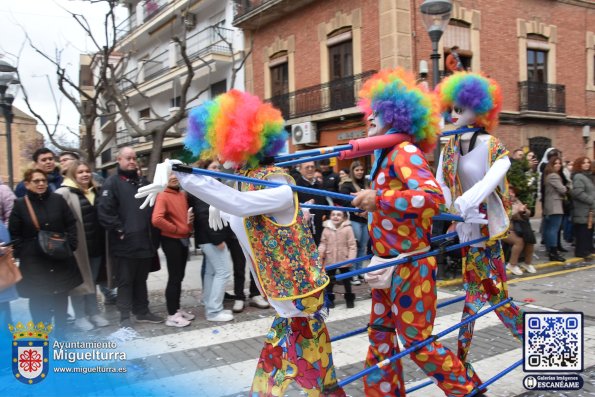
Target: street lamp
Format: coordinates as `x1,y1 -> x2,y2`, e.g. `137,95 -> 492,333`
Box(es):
0,59 -> 19,188
420,0 -> 452,166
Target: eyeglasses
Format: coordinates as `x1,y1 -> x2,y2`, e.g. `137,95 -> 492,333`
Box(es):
30,179 -> 48,184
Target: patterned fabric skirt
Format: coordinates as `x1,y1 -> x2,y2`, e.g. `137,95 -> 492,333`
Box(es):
250,291 -> 345,397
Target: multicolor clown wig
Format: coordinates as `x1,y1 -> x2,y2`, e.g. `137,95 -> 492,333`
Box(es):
436,71 -> 502,132
358,68 -> 441,154
185,89 -> 287,168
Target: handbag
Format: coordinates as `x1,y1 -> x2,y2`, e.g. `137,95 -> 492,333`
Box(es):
25,196 -> 73,260
0,246 -> 22,290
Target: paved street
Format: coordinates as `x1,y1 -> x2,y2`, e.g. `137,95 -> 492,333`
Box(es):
2,238 -> 594,396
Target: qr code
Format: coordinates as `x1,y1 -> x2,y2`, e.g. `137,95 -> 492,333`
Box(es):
524,312 -> 583,372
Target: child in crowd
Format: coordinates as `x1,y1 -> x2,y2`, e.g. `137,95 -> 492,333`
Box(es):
319,210 -> 357,308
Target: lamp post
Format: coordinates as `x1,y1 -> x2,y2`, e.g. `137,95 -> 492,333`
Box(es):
0,59 -> 19,189
420,0 -> 452,165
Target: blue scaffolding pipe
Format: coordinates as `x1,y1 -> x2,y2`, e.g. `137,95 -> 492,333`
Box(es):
275,144 -> 353,161
405,380 -> 434,394
274,127 -> 481,164
325,231 -> 458,272
334,236 -> 489,281
276,152 -> 341,167
172,165 -> 465,223
337,297 -> 512,388
330,294 -> 465,343
467,359 -> 523,397
301,203 -> 465,224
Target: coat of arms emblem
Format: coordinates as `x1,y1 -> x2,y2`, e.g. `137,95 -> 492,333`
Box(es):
9,321 -> 52,384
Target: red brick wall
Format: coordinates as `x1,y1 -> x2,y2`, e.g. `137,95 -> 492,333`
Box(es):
249,0 -> 380,98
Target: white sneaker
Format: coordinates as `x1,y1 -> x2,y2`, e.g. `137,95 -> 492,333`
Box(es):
351,276 -> 361,286
207,311 -> 234,322
520,264 -> 537,274
177,309 -> 195,321
165,312 -> 191,328
90,314 -> 109,327
233,300 -> 245,313
74,317 -> 94,331
506,263 -> 523,276
250,295 -> 270,309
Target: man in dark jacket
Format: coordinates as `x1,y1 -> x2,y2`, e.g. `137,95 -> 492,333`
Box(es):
97,147 -> 163,328
15,148 -> 63,197
319,159 -> 340,193
294,161 -> 327,245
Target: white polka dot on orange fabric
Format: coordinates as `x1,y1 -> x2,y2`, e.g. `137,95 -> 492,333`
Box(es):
374,302 -> 386,315
381,219 -> 393,230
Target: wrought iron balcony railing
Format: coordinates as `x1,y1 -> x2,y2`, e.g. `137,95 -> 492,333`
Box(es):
518,81 -> 565,114
267,70 -> 376,120
184,26 -> 233,64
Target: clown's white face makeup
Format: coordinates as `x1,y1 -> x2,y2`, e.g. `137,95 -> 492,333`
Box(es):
367,111 -> 389,137
450,106 -> 476,128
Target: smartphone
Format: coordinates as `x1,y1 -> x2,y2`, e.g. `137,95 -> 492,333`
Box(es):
187,207 -> 193,223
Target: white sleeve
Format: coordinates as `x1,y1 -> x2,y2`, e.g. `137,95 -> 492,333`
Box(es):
175,171 -> 294,217
435,150 -> 452,209
454,156 -> 511,215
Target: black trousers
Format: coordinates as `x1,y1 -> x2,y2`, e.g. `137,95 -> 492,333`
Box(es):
161,237 -> 189,315
29,291 -> 69,338
226,236 -> 260,300
327,267 -> 353,295
574,223 -> 594,258
114,256 -> 152,320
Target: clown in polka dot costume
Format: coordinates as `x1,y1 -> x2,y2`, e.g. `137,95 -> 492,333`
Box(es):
435,72 -> 524,390
352,69 -> 478,397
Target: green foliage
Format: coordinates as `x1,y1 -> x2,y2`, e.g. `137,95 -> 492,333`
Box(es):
507,158 -> 538,210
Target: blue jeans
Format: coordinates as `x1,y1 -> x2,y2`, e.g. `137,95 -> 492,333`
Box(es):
544,214 -> 563,250
350,221 -> 369,271
200,243 -> 233,317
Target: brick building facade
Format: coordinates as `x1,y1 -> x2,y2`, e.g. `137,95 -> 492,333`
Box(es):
234,0 -> 595,168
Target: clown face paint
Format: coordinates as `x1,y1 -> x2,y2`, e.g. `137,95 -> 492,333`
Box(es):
367,111 -> 390,137
450,106 -> 477,128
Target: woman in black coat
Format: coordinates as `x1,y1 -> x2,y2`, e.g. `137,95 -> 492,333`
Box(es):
9,169 -> 82,337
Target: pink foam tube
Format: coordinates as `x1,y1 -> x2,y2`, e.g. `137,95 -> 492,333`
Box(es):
338,133 -> 409,160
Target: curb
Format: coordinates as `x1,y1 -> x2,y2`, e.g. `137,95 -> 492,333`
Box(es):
436,256 -> 586,288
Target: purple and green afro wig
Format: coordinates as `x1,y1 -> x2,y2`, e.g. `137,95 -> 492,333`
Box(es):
358,68 -> 441,154
184,89 -> 287,167
436,71 -> 502,131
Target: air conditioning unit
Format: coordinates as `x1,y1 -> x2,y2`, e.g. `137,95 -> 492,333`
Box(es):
183,13 -> 196,30
291,122 -> 317,145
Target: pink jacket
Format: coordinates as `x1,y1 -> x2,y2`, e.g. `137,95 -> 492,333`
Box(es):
0,177 -> 16,226
318,219 -> 357,267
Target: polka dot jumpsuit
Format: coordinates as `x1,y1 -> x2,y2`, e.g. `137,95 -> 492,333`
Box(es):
363,142 -> 477,397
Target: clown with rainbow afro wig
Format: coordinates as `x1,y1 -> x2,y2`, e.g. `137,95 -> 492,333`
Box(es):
436,71 -> 525,388
136,89 -> 346,397
350,68 -> 481,397
185,89 -> 287,168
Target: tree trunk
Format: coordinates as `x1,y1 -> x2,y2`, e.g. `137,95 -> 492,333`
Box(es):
146,129 -> 167,180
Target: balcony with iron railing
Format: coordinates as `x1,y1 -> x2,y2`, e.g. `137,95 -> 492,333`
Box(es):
184,26 -> 233,63
117,25 -> 233,93
267,70 -> 376,120
115,12 -> 138,40
233,0 -> 315,29
518,81 -> 565,116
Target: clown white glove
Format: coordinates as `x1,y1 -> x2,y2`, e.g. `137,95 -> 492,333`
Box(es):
455,222 -> 474,243
208,206 -> 229,231
135,159 -> 182,209
454,197 -> 488,225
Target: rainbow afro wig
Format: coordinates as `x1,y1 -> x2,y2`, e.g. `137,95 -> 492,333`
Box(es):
436,71 -> 502,131
185,89 -> 287,168
358,68 -> 441,154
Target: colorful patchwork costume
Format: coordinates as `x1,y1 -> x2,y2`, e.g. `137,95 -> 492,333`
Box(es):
354,69 -> 477,396
137,90 -> 344,397
436,72 -> 524,385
